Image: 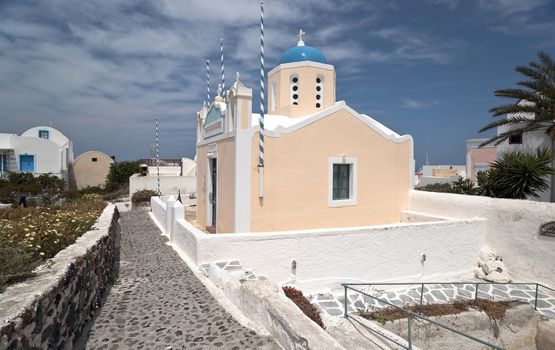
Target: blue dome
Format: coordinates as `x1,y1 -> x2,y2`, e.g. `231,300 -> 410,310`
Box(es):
278,45 -> 327,64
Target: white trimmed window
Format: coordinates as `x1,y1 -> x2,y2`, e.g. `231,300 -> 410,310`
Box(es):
316,75 -> 324,108
328,157 -> 357,207
290,74 -> 299,105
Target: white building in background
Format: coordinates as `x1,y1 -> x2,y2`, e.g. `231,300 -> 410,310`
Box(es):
496,100 -> 554,202
0,126 -> 74,183
416,164 -> 466,187
129,157 -> 196,203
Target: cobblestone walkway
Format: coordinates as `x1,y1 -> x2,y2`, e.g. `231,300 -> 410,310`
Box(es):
311,283 -> 555,319
78,210 -> 279,350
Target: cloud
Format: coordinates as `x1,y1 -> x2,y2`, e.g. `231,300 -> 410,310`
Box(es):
402,98 -> 440,109
371,27 -> 464,65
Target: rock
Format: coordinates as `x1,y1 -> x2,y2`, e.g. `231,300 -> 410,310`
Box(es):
484,270 -> 511,283
478,247 -> 496,265
482,260 -> 506,275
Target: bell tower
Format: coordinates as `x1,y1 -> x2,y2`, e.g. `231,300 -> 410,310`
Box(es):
267,30 -> 336,118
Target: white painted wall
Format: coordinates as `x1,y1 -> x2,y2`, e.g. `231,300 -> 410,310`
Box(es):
151,197 -> 485,294
496,101 -> 554,202
181,158 -> 196,176
129,174 -> 196,199
409,190 -> 555,286
22,126 -> 70,148
147,166 -> 181,176
12,137 -> 64,176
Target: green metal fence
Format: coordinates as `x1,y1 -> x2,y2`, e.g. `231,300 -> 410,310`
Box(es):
341,281 -> 555,350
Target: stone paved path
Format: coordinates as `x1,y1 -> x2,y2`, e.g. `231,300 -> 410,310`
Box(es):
311,283 -> 555,319
78,210 -> 279,350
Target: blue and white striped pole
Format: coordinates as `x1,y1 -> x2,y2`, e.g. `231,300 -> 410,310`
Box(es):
220,39 -> 225,96
206,59 -> 211,103
258,1 -> 265,198
155,117 -> 160,196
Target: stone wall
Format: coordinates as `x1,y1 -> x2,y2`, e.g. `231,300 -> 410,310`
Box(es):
0,203 -> 119,350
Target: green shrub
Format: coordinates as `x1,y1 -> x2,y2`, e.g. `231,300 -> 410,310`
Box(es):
105,161 -> 141,191
283,286 -> 325,329
132,190 -> 157,205
0,173 -> 64,204
481,148 -> 554,199
450,176 -> 476,195
416,182 -> 453,193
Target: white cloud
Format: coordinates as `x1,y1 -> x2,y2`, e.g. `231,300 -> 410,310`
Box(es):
402,98 -> 440,109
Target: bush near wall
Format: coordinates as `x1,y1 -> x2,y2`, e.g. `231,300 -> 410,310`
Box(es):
283,286 -> 325,329
105,161 -> 141,191
131,189 -> 157,205
0,197 -> 106,292
0,173 -> 65,205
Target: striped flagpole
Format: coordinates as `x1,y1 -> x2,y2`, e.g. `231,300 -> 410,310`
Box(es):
155,117 -> 160,196
206,60 -> 211,103
258,1 -> 265,198
220,39 -> 225,95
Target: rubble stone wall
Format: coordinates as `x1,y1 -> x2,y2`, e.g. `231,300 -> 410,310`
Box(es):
0,203 -> 119,350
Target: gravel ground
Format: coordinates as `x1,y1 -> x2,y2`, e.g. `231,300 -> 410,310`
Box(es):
77,210 -> 279,350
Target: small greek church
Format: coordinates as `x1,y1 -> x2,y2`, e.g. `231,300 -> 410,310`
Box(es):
196,31 -> 414,233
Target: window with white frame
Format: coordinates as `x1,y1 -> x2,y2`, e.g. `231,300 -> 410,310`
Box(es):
328,157 -> 357,207
38,130 -> 49,139
290,74 -> 299,105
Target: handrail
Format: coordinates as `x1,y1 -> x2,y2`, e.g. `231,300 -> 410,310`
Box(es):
341,281 -> 555,350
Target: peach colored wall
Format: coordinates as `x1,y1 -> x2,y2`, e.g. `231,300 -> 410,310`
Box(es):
268,66 -> 335,118
196,138 -> 236,233
250,108 -> 411,232
468,147 -> 496,181
216,138 -> 236,233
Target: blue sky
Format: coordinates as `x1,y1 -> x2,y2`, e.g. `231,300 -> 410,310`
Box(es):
0,0 -> 554,168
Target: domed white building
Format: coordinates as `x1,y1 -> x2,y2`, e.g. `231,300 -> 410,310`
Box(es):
195,33 -> 414,233
0,126 -> 74,184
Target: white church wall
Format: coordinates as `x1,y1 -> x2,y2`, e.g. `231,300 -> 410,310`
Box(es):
151,196 -> 167,232
151,196 -> 486,294
409,190 -> 555,286
129,174 -> 196,200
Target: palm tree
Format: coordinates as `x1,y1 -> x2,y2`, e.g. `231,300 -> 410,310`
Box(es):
480,148 -> 554,199
479,51 -> 555,201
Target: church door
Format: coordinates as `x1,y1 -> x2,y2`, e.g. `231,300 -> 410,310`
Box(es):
210,158 -> 217,229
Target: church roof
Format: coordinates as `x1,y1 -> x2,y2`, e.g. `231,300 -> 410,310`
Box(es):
278,45 -> 328,64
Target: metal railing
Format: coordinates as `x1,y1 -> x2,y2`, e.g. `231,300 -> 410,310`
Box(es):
342,282 -> 555,350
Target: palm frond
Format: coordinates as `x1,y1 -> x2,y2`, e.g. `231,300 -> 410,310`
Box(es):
489,103 -> 541,117
515,65 -> 544,81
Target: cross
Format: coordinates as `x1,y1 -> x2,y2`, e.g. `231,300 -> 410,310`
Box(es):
298,29 -> 306,43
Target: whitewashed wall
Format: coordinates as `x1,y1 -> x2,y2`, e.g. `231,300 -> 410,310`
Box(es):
129,174 -> 196,199
151,196 -> 166,231
151,197 -> 486,293
409,190 -> 555,286
146,166 -> 181,176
